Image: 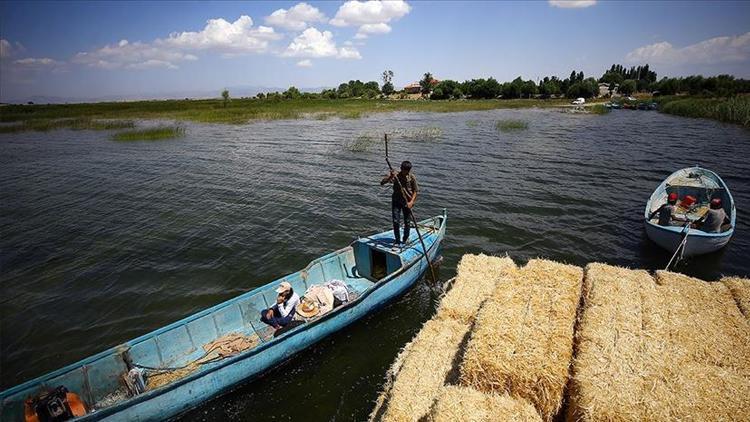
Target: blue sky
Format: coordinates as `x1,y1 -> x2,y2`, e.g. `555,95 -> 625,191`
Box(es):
1,1 -> 749,101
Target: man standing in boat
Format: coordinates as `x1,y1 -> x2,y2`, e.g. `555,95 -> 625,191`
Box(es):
381,161 -> 419,248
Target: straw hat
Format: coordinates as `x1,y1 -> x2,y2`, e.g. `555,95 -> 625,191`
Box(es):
296,298 -> 320,318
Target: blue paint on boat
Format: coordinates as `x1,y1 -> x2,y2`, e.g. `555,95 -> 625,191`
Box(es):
644,167 -> 735,257
1,211 -> 447,421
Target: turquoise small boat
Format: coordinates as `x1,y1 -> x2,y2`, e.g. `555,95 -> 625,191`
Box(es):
1,211 -> 447,421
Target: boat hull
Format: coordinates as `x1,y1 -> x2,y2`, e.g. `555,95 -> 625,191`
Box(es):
644,222 -> 732,257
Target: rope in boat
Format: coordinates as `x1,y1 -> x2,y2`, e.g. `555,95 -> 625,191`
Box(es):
665,222 -> 691,270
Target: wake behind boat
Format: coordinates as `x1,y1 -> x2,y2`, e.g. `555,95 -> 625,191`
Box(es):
644,167 -> 735,259
0,212 -> 446,421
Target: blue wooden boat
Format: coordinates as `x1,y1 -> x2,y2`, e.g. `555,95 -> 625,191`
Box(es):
1,211 -> 447,421
644,167 -> 735,257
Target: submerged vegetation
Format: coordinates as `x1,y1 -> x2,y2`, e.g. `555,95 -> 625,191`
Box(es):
0,118 -> 134,133
495,119 -> 529,132
589,104 -> 610,115
344,126 -> 444,152
657,96 -> 749,127
112,126 -> 184,141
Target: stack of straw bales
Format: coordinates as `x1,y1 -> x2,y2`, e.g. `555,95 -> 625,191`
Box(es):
460,259 -> 583,421
372,254 -> 517,422
436,254 -> 516,323
722,276 -> 750,319
429,386 -> 542,422
568,264 -> 750,421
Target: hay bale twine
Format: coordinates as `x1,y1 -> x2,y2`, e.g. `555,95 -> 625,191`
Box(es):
436,254 -> 516,324
459,259 -> 583,421
722,276 -> 750,319
379,318 -> 471,422
429,385 -> 542,422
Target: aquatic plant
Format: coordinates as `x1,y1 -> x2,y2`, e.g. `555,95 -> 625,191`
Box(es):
390,126 -> 444,141
589,104 -> 610,115
112,126 -> 185,141
659,96 -> 749,127
466,120 -> 480,127
495,119 -> 529,132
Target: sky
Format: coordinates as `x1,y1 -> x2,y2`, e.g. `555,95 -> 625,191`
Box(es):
1,0 -> 749,102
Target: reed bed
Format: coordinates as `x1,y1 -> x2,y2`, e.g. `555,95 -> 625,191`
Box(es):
659,96 -> 750,127
346,126 -> 443,152
495,119 -> 528,132
588,104 -> 610,115
568,264 -> 750,421
112,126 -> 184,141
722,276 -> 750,319
459,259 -> 583,421
376,318 -> 470,422
428,386 -> 542,422
0,118 -> 135,133
436,254 -> 516,324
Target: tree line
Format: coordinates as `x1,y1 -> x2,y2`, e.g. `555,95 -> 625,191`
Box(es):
245,64 -> 750,101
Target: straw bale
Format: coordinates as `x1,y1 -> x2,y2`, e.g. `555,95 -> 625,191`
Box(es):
379,318 -> 471,422
436,254 -> 516,324
722,276 -> 750,319
651,271 -> 750,375
428,386 -> 542,422
369,338 -> 417,421
460,259 -> 583,421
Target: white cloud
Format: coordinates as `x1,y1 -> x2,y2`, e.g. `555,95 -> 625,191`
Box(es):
265,3 -> 326,31
74,40 -> 197,69
162,15 -> 281,54
355,22 -> 392,39
282,27 -> 361,60
296,59 -> 313,67
625,32 -> 750,65
13,57 -> 62,67
1,39 -> 24,58
548,0 -> 597,8
330,0 -> 411,26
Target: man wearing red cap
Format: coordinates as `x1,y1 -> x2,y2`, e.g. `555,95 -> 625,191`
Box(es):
693,198 -> 730,233
649,192 -> 686,226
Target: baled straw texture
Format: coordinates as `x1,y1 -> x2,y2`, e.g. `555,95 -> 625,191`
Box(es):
369,338 -> 416,421
436,254 -> 516,324
429,386 -> 542,422
566,263 -> 657,421
460,259 -> 583,421
568,265 -> 750,421
379,318 -> 471,422
722,276 -> 750,319
652,271 -> 750,376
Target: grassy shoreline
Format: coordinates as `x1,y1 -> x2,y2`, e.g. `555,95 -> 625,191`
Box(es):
0,98 -> 569,128
655,96 -> 749,127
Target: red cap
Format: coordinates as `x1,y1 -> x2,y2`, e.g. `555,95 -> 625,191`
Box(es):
668,192 -> 678,201
710,198 -> 722,208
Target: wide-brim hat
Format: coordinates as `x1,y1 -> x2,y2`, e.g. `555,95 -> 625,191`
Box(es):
297,298 -> 320,318
276,281 -> 292,294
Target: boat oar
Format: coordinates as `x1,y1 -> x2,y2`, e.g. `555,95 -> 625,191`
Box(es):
384,133 -> 438,282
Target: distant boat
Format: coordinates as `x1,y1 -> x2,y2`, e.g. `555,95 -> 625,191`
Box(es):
0,212 -> 447,421
644,167 -> 735,257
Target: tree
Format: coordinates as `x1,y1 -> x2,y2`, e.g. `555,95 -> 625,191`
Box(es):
382,70 -> 395,96
619,79 -> 637,96
420,72 -> 435,96
431,80 -> 462,100
255,92 -> 266,100
221,89 -> 230,107
283,86 -> 301,99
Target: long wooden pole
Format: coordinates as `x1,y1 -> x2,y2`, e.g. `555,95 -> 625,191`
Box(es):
385,134 -> 437,282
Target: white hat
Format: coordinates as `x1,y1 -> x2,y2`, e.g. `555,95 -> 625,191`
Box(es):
275,281 -> 292,294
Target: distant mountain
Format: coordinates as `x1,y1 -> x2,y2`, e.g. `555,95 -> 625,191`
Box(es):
2,85 -> 334,104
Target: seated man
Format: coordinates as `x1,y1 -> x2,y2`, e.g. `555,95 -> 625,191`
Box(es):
260,281 -> 300,330
693,198 -> 730,233
649,192 -> 686,226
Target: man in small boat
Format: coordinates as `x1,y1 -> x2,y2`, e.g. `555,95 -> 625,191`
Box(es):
693,198 -> 730,233
380,160 -> 419,248
649,192 -> 687,226
260,282 -> 300,330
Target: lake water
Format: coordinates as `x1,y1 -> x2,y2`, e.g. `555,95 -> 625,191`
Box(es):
1,109 -> 748,420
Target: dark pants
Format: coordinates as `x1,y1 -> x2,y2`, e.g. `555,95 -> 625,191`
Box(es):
392,201 -> 413,243
260,307 -> 294,328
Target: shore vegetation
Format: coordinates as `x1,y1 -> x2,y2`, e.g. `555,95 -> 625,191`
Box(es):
0,118 -> 134,133
656,96 -> 749,127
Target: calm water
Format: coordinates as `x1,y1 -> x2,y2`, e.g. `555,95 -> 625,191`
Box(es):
1,109 -> 749,420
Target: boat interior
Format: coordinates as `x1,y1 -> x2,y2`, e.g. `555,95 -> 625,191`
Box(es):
647,169 -> 733,232
1,216 -> 444,421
